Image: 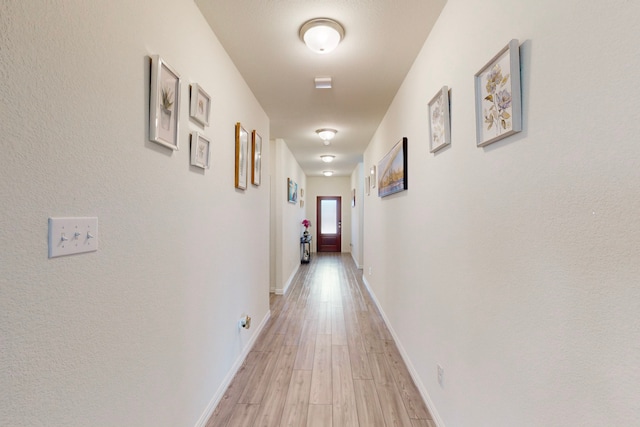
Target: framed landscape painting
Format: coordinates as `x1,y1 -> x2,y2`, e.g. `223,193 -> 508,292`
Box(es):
378,137 -> 408,198
474,39 -> 522,147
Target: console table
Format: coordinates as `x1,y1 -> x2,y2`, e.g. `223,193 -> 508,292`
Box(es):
300,235 -> 312,263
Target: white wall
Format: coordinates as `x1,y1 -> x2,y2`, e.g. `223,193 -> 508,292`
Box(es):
306,176 -> 352,254
269,138 -> 277,291
0,1 -> 269,426
350,163 -> 365,268
272,139 -> 306,294
363,0 -> 640,426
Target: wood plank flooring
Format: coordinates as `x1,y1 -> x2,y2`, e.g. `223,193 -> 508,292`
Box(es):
206,253 -> 433,427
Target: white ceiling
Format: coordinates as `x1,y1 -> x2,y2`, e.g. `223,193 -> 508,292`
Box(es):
195,0 -> 447,176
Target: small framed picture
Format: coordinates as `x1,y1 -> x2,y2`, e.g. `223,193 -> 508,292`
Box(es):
235,123 -> 248,190
149,55 -> 180,150
351,188 -> 356,207
475,39 -> 522,147
251,130 -> 262,186
428,86 -> 451,153
190,132 -> 211,169
365,176 -> 370,196
287,178 -> 298,203
189,83 -> 211,127
370,165 -> 376,188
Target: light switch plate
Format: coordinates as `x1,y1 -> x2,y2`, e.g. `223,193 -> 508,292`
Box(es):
48,217 -> 98,258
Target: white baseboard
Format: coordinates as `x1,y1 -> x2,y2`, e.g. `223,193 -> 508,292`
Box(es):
350,252 -> 363,269
275,263 -> 300,295
193,310 -> 271,427
361,275 -> 445,427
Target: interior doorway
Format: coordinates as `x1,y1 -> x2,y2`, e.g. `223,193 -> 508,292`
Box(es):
316,196 -> 341,252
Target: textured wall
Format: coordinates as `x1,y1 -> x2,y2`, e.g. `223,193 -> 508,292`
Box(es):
350,163 -> 364,268
273,139 -> 306,294
363,0 -> 640,426
0,1 -> 269,426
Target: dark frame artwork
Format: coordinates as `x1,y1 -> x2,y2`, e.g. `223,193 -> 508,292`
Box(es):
378,137 -> 408,197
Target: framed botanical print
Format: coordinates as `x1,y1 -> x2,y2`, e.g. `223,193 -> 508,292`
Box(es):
251,130 -> 262,186
190,132 -> 210,169
474,39 -> 522,147
235,123 -> 248,189
428,86 -> 451,153
189,83 -> 211,127
149,55 -> 180,150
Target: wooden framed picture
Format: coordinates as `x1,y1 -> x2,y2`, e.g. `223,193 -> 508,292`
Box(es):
251,130 -> 262,186
428,86 -> 451,153
190,132 -> 210,169
378,137 -> 408,197
475,39 -> 522,147
189,83 -> 211,127
235,123 -> 248,189
149,55 -> 180,150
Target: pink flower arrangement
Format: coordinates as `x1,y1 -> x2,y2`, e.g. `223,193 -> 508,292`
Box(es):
301,219 -> 311,229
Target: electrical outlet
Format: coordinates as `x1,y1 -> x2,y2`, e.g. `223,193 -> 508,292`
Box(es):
437,364 -> 444,387
368,266 -> 372,275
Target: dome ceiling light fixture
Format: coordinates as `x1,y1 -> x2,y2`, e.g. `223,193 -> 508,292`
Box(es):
323,171 -> 334,177
299,18 -> 345,54
316,128 -> 337,145
320,155 -> 335,163
314,77 -> 332,89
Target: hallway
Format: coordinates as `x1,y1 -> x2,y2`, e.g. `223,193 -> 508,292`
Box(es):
206,254 -> 435,427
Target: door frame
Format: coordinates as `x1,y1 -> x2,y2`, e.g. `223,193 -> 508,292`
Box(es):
316,196 -> 342,252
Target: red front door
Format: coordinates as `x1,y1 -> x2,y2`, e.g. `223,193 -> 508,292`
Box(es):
316,196 -> 341,252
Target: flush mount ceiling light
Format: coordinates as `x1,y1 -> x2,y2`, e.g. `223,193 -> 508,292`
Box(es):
323,171 -> 334,177
299,18 -> 345,54
320,155 -> 335,163
316,128 -> 337,142
314,77 -> 332,89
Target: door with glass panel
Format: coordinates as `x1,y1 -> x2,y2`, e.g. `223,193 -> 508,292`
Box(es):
316,196 -> 341,252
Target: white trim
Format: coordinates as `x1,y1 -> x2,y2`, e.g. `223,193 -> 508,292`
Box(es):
193,310 -> 271,427
350,252 -> 363,269
362,275 -> 445,427
275,263 -> 299,295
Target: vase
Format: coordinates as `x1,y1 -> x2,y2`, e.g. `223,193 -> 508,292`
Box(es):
161,107 -> 172,130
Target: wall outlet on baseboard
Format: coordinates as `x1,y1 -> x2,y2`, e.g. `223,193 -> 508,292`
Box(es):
437,364 -> 444,387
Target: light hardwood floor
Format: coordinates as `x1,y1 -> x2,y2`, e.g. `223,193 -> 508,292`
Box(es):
206,253 -> 435,427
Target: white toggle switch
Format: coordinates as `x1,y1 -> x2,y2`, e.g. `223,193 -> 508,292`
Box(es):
48,217 -> 98,258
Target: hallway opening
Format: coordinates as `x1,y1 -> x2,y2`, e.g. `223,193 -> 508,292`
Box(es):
206,254 -> 434,427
